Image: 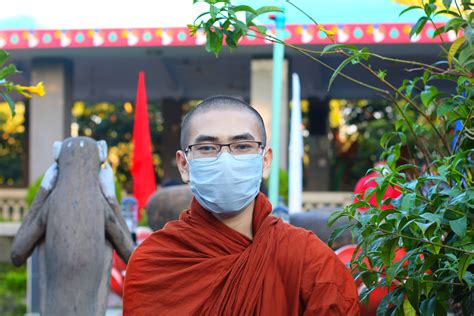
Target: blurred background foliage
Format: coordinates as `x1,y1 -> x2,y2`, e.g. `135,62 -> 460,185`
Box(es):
0,263 -> 26,316
71,100 -> 164,193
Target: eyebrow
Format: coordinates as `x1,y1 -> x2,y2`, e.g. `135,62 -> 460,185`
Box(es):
193,135 -> 219,144
230,133 -> 256,142
192,133 -> 256,145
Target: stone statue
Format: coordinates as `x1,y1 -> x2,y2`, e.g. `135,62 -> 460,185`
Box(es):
11,137 -> 134,316
146,184 -> 192,231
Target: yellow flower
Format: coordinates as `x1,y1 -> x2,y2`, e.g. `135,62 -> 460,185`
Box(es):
317,25 -> 336,43
14,82 -> 45,99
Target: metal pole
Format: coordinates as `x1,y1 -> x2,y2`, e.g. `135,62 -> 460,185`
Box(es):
268,13 -> 286,207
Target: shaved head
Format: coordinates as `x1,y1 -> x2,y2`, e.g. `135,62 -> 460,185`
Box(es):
180,96 -> 267,150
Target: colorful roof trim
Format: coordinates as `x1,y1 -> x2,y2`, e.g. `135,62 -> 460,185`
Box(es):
0,23 -> 456,50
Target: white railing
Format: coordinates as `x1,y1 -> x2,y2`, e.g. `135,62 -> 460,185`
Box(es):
302,191 -> 353,211
0,189 -> 353,222
0,189 -> 28,221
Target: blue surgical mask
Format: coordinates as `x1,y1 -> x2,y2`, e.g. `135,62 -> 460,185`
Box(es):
187,152 -> 263,214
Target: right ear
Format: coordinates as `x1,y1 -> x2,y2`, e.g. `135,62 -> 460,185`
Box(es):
96,140 -> 108,163
176,150 -> 190,183
53,141 -> 63,161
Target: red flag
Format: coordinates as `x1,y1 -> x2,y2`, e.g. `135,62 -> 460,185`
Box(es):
131,71 -> 156,219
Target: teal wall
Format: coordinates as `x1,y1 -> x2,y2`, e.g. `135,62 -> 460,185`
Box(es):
236,0 -> 444,24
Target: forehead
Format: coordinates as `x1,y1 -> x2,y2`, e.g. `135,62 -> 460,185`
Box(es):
187,109 -> 261,143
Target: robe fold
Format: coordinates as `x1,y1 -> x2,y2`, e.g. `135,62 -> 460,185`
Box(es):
123,193 -> 359,315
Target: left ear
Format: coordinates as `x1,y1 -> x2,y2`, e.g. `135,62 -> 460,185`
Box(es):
262,147 -> 273,179
97,140 -> 108,163
176,150 -> 190,183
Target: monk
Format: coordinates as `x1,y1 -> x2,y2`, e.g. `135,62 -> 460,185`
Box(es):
123,96 -> 359,315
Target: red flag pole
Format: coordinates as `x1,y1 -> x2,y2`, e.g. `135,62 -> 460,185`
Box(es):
131,71 -> 156,220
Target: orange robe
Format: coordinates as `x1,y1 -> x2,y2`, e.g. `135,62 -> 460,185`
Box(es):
123,193 -> 359,315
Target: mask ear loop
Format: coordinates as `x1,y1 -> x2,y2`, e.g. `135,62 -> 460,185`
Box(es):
182,150 -> 191,184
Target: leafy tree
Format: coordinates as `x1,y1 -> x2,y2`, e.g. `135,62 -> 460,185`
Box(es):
0,50 -> 44,116
192,0 -> 473,314
72,101 -> 164,192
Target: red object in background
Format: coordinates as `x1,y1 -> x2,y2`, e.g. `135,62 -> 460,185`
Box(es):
335,244 -> 369,287
336,245 -> 401,315
110,267 -> 124,297
131,71 -> 156,219
110,227 -> 153,297
358,279 -> 397,316
110,251 -> 127,297
353,172 -> 401,211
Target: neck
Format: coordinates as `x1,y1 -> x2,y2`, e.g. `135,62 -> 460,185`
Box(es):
211,200 -> 255,239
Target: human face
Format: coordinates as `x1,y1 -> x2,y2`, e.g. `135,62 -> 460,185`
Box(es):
176,109 -> 272,183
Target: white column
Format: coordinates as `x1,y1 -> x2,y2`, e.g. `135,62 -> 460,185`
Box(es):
29,59 -> 72,182
250,59 -> 288,169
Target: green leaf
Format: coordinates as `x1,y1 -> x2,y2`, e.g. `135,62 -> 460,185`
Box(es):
361,270 -> 378,287
435,9 -> 461,17
376,290 -> 396,316
328,56 -> 356,91
235,20 -> 248,33
0,50 -> 9,67
449,216 -> 467,237
0,91 -> 16,116
403,298 -> 417,316
224,30 -> 237,49
255,6 -> 283,16
421,255 -> 438,274
232,5 -> 257,15
448,36 -> 465,67
420,86 -> 438,107
205,31 -> 213,53
458,46 -> 474,65
210,5 -> 219,19
376,181 -> 389,208
386,249 -> 418,287
395,164 -> 418,172
213,29 -> 223,56
395,118 -> 404,130
436,102 -> 452,116
415,221 -> 435,235
420,296 -> 437,316
381,238 -> 399,266
424,3 -> 437,16
377,69 -> 387,80
0,64 -> 18,79
410,17 -> 428,38
401,192 -> 416,210
443,0 -> 453,9
232,28 -> 243,46
463,271 -> 474,286
245,11 -> 256,24
255,25 -> 267,36
328,224 -> 351,247
458,253 -> 473,282
322,44 -> 358,55
327,209 -> 345,226
399,5 -> 422,16
420,213 -> 442,225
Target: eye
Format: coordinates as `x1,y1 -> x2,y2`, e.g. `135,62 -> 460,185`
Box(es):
232,142 -> 258,153
234,143 -> 252,150
195,144 -> 218,153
